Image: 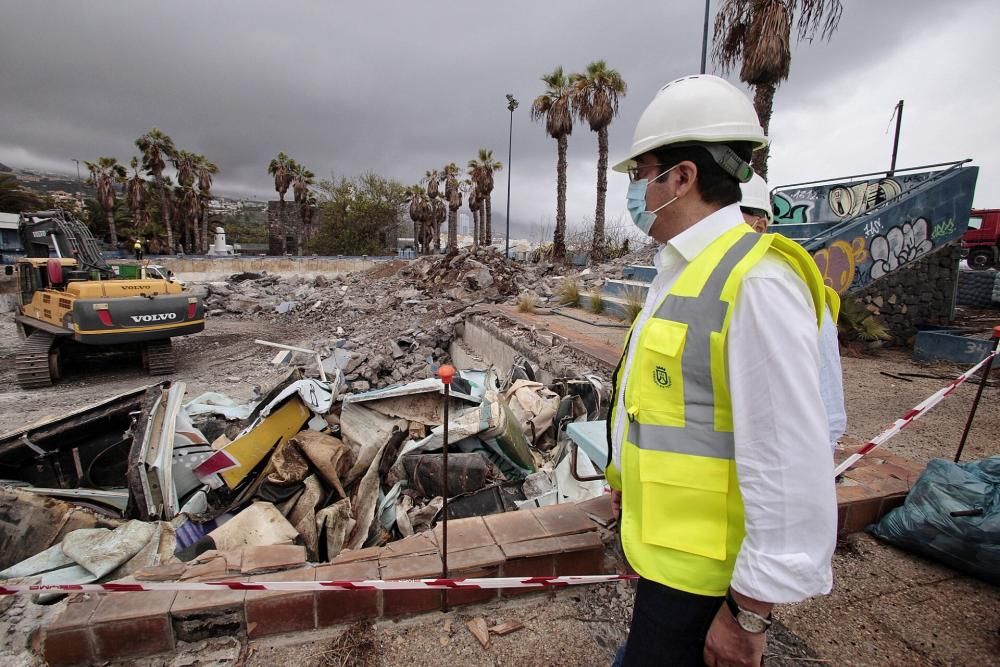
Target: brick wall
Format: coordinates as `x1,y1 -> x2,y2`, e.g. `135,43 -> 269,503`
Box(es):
267,201 -> 308,256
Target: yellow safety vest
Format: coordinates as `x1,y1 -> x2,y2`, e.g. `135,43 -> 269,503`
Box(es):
606,224 -> 826,597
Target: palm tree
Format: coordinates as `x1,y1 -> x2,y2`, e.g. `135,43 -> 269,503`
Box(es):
195,155 -> 218,253
464,178 -> 480,247
172,150 -> 199,252
125,157 -> 147,239
136,128 -> 177,253
290,161 -> 315,253
531,67 -> 574,261
713,0 -> 843,178
0,174 -> 44,213
475,149 -> 502,246
407,186 -> 431,254
432,197 -> 447,254
268,152 -> 295,253
85,157 -> 127,246
423,170 -> 443,252
571,61 -> 626,262
443,163 -> 462,251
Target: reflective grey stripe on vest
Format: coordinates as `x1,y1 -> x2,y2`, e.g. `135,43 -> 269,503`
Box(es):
627,232 -> 762,461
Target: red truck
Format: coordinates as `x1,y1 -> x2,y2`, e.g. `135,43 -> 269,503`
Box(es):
963,209 -> 1000,269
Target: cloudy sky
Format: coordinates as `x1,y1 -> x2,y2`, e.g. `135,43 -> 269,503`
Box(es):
2,0 -> 998,237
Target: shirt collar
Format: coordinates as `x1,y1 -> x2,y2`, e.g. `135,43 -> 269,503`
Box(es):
657,203 -> 746,267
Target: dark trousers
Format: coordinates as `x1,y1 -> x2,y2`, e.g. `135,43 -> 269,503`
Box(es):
620,577 -> 724,667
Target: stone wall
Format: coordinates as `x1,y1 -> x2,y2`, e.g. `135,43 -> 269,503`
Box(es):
853,243 -> 962,343
267,201 -> 305,255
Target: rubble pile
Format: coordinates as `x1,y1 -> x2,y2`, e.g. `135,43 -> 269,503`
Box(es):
0,358 -> 609,593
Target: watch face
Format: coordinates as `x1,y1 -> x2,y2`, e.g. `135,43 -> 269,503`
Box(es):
737,611 -> 768,634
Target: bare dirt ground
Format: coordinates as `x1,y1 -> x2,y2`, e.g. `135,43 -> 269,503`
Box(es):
1,309 -> 998,666
0,318 -> 307,436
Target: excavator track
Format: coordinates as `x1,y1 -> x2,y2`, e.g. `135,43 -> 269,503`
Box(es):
145,339 -> 175,376
16,331 -> 58,389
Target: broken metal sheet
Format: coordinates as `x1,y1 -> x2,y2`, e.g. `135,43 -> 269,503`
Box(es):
262,378 -> 337,418
316,498 -> 354,561
343,377 -> 480,407
194,396 -> 312,489
20,487 -> 129,514
206,501 -> 299,552
183,392 -> 255,421
0,384 -> 151,465
341,402 -> 408,487
377,481 -> 406,532
293,430 -> 354,499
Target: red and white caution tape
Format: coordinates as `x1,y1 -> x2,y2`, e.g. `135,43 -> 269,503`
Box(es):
0,574 -> 637,595
834,350 -> 998,477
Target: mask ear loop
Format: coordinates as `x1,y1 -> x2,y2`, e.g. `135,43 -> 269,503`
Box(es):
648,164 -> 679,213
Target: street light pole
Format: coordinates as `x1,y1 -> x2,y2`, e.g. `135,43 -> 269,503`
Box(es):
505,94 -> 518,259
700,0 -> 711,74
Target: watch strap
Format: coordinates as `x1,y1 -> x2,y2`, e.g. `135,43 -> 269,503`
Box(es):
725,590 -> 772,632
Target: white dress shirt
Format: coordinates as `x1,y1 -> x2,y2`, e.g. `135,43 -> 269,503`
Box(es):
611,204 -> 837,604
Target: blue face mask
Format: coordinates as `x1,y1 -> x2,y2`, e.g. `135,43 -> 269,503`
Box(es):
627,166 -> 678,236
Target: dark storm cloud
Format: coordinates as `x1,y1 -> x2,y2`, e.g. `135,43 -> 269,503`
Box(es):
1,0 -> 996,227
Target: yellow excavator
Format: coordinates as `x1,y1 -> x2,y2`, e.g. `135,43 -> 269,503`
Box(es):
9,211 -> 205,389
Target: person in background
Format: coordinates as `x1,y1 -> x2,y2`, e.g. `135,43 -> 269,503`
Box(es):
607,75 -> 838,666
134,238 -> 143,261
740,174 -> 847,451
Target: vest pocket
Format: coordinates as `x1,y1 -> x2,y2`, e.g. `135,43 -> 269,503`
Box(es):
638,450 -> 730,561
635,319 -> 687,425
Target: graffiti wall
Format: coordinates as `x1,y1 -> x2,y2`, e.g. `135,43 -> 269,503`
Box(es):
772,172 -> 934,225
783,167 -> 979,294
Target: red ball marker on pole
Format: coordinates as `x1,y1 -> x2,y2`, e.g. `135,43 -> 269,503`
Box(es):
437,365 -> 455,590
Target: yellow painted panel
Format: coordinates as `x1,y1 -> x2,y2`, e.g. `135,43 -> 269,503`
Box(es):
219,398 -> 311,488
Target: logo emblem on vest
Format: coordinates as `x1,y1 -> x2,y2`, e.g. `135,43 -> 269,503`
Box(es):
654,366 -> 671,388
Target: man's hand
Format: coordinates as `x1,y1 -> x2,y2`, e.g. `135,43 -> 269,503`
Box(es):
703,602 -> 765,667
610,489 -> 622,519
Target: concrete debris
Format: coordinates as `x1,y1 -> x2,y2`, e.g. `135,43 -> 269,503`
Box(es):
1,277 -> 614,599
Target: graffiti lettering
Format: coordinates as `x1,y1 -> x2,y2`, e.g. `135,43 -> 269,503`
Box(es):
869,218 -> 934,280
931,218 -> 955,240
863,219 -> 883,238
773,193 -> 812,224
828,178 -> 903,219
813,236 -> 868,294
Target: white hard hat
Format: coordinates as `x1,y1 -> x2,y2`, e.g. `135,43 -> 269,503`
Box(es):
739,174 -> 773,224
612,75 -> 768,174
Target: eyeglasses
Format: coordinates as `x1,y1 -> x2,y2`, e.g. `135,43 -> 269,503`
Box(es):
627,163 -> 669,183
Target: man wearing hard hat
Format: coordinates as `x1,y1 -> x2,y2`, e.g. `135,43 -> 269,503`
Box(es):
740,175 -> 847,453
607,75 -> 836,666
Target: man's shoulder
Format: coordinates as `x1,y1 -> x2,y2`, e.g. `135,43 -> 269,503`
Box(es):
744,252 -> 803,282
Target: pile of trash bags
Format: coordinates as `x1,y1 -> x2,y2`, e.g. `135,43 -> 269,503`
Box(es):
0,357 -> 609,586
870,456 -> 1000,585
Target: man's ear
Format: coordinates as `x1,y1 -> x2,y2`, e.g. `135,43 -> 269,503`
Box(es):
669,160 -> 698,199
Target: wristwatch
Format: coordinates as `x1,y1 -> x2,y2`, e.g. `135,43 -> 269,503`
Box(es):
725,590 -> 772,634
